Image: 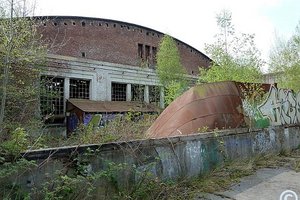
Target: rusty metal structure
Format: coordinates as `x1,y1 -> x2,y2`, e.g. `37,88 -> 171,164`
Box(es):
146,81 -> 271,138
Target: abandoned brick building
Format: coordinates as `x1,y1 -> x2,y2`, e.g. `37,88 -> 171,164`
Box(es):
37,16 -> 211,132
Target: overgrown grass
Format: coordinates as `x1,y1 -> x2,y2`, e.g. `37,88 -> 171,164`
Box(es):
29,113 -> 158,149
141,149 -> 300,200
2,114 -> 300,199
1,147 -> 300,199
114,149 -> 300,199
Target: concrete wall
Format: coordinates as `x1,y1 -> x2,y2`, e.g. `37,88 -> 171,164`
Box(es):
36,16 -> 211,75
20,125 -> 300,194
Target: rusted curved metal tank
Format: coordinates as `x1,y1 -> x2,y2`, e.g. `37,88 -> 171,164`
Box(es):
146,81 -> 245,138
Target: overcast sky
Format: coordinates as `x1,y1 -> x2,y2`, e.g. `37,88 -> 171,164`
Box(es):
29,0 -> 300,72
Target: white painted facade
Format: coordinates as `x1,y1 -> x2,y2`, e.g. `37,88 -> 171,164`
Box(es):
42,54 -> 164,112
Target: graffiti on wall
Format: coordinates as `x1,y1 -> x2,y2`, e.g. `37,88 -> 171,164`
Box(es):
258,85 -> 300,126
242,100 -> 269,128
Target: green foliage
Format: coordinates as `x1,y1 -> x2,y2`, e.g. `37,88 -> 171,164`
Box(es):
95,159 -> 172,200
164,80 -> 186,105
199,61 -> 262,83
156,34 -> 189,105
156,34 -> 187,85
213,129 -> 227,161
37,173 -> 96,200
239,83 -> 269,128
71,113 -> 156,144
0,127 -> 29,157
198,126 -> 209,133
269,21 -> 300,91
0,158 -> 36,179
35,113 -> 158,148
0,158 -> 36,200
0,1 -> 47,134
0,126 -> 34,199
2,149 -> 300,199
198,10 -> 263,84
28,150 -> 168,200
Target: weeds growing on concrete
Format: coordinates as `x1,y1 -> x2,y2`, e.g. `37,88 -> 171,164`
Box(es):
1,148 -> 300,199
30,113 -> 158,149
178,149 -> 300,199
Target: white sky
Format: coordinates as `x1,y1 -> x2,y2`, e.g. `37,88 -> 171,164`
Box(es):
28,0 -> 300,72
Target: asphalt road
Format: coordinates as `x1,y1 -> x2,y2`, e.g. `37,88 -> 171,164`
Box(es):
195,167 -> 300,200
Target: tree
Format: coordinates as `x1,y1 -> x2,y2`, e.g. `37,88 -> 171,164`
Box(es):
156,34 -> 187,85
0,0 -> 47,134
269,21 -> 300,91
199,10 -> 263,83
156,34 -> 188,105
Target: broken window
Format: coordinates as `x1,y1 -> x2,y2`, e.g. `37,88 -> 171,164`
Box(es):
132,84 -> 144,102
70,79 -> 90,99
138,43 -> 143,60
111,82 -> 126,101
40,76 -> 65,123
149,86 -> 160,105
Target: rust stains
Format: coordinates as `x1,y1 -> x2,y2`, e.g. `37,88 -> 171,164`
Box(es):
146,81 -> 246,138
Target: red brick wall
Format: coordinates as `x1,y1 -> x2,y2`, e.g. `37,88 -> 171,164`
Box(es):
37,16 -> 211,75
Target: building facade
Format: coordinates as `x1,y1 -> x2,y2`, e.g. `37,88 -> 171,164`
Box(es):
37,16 -> 212,125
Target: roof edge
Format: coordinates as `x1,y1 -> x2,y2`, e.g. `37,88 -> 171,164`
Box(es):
31,15 -> 212,62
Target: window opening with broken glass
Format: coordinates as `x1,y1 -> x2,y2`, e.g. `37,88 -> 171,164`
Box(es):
111,82 -> 127,101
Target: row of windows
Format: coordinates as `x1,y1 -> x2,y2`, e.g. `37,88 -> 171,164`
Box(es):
111,82 -> 160,104
41,77 -> 160,123
41,76 -> 90,117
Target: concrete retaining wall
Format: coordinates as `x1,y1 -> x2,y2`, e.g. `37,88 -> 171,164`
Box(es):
20,125 -> 300,194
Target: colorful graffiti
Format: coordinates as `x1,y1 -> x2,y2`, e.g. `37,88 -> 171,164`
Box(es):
258,85 -> 300,126
242,100 -> 269,128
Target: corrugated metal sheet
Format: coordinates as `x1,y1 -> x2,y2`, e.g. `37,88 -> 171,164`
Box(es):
146,81 -> 245,138
67,99 -> 158,113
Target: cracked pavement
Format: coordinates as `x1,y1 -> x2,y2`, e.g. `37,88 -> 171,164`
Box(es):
195,167 -> 300,200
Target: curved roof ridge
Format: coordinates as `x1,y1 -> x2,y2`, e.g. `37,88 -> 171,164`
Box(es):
31,15 -> 211,61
